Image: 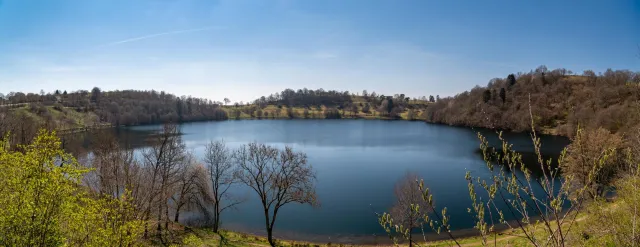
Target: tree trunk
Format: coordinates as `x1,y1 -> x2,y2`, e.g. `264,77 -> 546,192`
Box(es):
213,203 -> 220,233
174,209 -> 180,222
267,227 -> 275,247
164,204 -> 170,231
263,207 -> 275,247
157,204 -> 162,234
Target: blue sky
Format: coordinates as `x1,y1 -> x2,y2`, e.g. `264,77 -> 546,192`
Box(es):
1,0 -> 638,102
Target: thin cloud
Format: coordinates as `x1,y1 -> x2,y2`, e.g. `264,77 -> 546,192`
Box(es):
99,26 -> 225,47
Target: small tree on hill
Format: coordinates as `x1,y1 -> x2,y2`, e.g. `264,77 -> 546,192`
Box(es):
482,89 -> 491,103
507,74 -> 516,87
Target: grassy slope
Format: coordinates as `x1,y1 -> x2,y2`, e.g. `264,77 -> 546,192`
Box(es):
156,226 -> 530,247
159,215 -> 596,247
11,106 -> 107,131
220,96 -> 431,121
11,96 -> 431,132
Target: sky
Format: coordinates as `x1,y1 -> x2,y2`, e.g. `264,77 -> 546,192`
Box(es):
0,0 -> 639,102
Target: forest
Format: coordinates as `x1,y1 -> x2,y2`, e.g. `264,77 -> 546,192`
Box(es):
425,66 -> 640,136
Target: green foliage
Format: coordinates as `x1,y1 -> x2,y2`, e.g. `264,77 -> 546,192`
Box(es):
0,130 -> 143,246
378,178 -> 461,247
573,149 -> 640,246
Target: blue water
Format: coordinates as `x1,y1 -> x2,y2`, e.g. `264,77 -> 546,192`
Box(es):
122,120 -> 568,241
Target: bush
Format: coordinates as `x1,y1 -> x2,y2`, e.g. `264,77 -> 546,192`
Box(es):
53,103 -> 65,112
324,108 -> 341,119
0,131 -> 144,246
29,103 -> 48,115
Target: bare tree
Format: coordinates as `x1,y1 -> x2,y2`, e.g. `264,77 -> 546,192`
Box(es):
171,154 -> 204,223
562,127 -> 623,199
140,123 -> 186,239
234,143 -> 317,247
88,132 -> 138,198
389,172 -> 431,247
202,140 -> 243,232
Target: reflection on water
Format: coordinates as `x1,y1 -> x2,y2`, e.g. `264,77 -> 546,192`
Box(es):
63,120 -> 569,242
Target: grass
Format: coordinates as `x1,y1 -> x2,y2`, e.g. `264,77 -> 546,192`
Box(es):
154,209 -> 600,247
10,105 -> 108,132
155,227 -> 527,247
220,104 -> 429,121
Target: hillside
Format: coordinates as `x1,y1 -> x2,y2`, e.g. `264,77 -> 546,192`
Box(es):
0,88 -> 431,147
3,66 -> 639,142
425,67 -> 640,136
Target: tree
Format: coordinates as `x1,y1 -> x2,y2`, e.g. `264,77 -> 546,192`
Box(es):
324,107 -> 342,119
63,90 -> 67,95
171,155 -> 203,223
362,103 -> 371,113
201,141 -> 242,232
562,128 -> 622,199
234,143 -> 317,247
91,87 -> 101,105
224,98 -> 230,105
303,108 -> 310,119
0,130 -> 144,246
387,97 -> 394,115
429,95 -> 435,102
350,104 -> 359,117
499,88 -> 506,104
55,90 -> 61,95
406,109 -> 416,121
482,89 -> 491,103
140,123 -> 186,238
507,73 -> 516,86
388,172 -> 431,247
286,107 -> 295,119
575,148 -> 640,246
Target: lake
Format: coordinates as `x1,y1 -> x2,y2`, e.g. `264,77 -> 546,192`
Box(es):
68,120 -> 570,243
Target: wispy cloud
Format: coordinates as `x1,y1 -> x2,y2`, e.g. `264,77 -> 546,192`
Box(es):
99,26 -> 225,47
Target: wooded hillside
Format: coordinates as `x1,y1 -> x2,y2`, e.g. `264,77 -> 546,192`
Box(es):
425,66 -> 640,136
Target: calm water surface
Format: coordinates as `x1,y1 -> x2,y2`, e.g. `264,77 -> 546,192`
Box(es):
70,120 -> 569,242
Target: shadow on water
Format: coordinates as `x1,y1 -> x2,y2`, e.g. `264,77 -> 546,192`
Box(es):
61,127 -> 161,156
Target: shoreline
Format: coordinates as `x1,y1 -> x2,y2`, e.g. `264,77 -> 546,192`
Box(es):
61,118 -> 566,139
216,225 -> 488,245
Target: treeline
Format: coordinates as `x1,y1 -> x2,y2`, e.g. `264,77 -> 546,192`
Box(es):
0,88 -> 229,127
90,89 -> 228,126
0,124 -> 316,246
425,66 -> 640,136
254,88 -> 353,108
0,88 -> 230,147
251,88 -> 431,119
